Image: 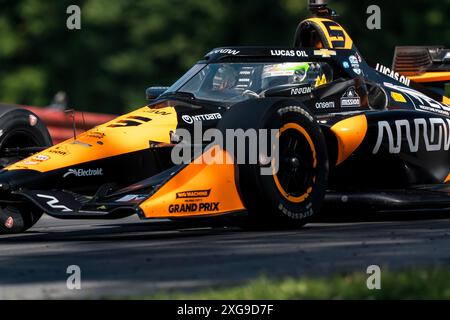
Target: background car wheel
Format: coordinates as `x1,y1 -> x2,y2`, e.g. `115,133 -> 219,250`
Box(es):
218,98 -> 329,229
0,107 -> 52,168
0,205 -> 43,234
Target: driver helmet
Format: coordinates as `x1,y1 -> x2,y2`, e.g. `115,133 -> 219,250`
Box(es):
212,65 -> 238,91
261,62 -> 327,90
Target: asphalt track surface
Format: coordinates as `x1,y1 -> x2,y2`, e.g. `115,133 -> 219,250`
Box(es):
1,210 -> 450,299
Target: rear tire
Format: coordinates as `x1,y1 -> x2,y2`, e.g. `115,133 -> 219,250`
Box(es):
218,99 -> 329,229
0,205 -> 43,234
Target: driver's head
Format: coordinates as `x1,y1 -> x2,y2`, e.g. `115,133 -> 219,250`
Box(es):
212,65 -> 237,91
261,62 -> 329,90
261,63 -> 310,90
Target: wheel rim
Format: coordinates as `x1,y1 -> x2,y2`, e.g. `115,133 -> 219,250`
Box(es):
273,123 -> 317,203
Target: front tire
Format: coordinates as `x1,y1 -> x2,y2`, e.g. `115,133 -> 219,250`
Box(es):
219,99 -> 329,229
0,206 -> 43,234
0,107 -> 52,168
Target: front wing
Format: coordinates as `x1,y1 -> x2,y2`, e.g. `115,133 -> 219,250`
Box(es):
16,147 -> 246,219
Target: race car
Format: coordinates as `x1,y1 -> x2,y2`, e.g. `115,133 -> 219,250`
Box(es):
1,0 -> 450,234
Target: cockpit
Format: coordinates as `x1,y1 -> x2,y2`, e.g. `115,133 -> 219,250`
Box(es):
165,62 -> 333,103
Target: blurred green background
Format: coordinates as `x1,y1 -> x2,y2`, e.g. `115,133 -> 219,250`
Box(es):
0,0 -> 449,114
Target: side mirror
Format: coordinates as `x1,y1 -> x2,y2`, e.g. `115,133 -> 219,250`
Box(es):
367,83 -> 388,110
146,86 -> 169,100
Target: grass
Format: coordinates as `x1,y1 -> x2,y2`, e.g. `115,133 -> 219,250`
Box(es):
148,268 -> 450,300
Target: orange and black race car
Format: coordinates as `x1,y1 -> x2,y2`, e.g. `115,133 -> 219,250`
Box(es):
1,0 -> 450,234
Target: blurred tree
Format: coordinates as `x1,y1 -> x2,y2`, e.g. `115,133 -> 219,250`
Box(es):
0,0 -> 448,113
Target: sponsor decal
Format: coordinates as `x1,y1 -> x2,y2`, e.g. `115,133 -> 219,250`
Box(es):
349,56 -> 358,64
322,20 -> 348,48
4,216 -> 14,229
290,86 -> 312,96
340,87 -> 361,107
23,154 -> 51,165
168,202 -> 220,213
278,203 -> 314,219
270,50 -> 308,57
48,146 -> 70,156
176,189 -> 211,199
37,194 -> 72,212
315,101 -> 335,109
349,55 -> 361,75
391,91 -> 407,103
70,140 -> 92,148
33,155 -> 49,161
373,118 -> 450,154
376,63 -> 411,86
314,49 -> 336,58
384,82 -> 450,116
343,61 -> 350,69
11,165 -> 29,169
181,113 -> 222,124
315,74 -> 327,87
86,131 -> 106,139
208,48 -> 240,56
29,115 -> 38,126
235,67 -> 255,89
181,115 -> 193,124
23,161 -> 39,165
144,109 -> 172,116
63,168 -> 103,178
108,116 -> 152,128
115,194 -> 147,202
419,105 -> 448,116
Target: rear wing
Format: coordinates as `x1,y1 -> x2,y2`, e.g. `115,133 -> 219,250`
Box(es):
393,46 -> 450,76
392,46 -> 450,104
